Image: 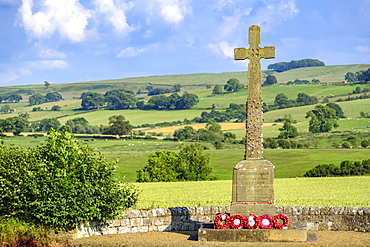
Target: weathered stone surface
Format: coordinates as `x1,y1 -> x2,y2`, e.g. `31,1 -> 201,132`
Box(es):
198,224 -> 307,242
74,206 -> 370,238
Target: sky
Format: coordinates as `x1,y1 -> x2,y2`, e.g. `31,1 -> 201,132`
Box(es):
0,0 -> 370,86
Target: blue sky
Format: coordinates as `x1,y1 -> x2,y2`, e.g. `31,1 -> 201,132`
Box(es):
1,0 -> 370,86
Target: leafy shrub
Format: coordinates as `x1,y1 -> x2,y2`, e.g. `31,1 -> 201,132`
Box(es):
0,129 -> 138,231
136,143 -> 218,182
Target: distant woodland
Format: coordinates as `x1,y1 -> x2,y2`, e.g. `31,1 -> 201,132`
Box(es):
268,59 -> 325,72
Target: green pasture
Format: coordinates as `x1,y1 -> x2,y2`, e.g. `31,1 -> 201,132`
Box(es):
2,136 -> 369,182
4,134 -> 370,182
132,176 -> 370,209
274,64 -> 370,83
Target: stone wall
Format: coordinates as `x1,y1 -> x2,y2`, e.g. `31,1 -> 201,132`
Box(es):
75,206 -> 370,238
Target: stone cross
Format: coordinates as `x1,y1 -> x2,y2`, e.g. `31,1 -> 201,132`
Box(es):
234,25 -> 275,159
230,25 -> 276,216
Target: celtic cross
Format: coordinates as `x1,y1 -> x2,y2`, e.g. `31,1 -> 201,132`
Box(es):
234,25 -> 275,160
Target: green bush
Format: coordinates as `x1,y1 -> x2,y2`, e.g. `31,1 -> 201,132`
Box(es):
136,143 -> 218,182
0,128 -> 138,231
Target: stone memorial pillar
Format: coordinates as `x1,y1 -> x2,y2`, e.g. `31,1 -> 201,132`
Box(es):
231,25 -> 276,216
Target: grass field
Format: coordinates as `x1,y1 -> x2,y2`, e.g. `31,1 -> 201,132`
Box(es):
3,136 -> 369,182
132,176 -> 370,209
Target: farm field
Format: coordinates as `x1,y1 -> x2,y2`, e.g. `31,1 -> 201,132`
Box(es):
2,136 -> 369,182
132,176 -> 370,209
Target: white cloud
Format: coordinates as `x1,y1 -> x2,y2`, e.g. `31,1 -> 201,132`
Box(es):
252,0 -> 299,31
0,71 -> 21,84
39,48 -> 66,59
356,45 -> 370,53
157,0 -> 192,25
206,41 -> 234,58
219,7 -> 252,37
26,60 -> 69,69
0,68 -> 31,84
116,44 -> 158,58
18,0 -> 91,42
94,0 -> 134,35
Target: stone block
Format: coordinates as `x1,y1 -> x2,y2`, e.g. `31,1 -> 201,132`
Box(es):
112,220 -> 121,227
140,209 -> 150,217
364,208 -> 370,215
198,224 -> 308,242
292,206 -> 302,216
117,227 -> 131,234
188,207 -> 197,216
127,209 -> 141,218
302,207 -> 309,215
137,226 -> 149,233
120,218 -> 130,226
130,218 -> 142,227
320,207 -> 330,215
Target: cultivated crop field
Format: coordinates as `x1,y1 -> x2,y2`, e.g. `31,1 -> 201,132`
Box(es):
132,176 -> 370,209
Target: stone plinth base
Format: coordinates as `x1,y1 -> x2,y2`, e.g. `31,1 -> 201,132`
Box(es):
198,224 -> 308,242
230,203 -> 276,216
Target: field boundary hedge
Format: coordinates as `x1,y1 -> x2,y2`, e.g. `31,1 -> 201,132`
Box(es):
74,206 -> 370,238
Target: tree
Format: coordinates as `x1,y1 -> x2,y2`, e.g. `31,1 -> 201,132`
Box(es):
104,90 -> 137,110
51,105 -> 61,111
268,59 -> 325,72
361,140 -> 369,148
274,93 -> 290,107
173,84 -> 181,93
175,92 -> 199,109
148,94 -> 169,109
224,78 -> 244,92
177,143 -> 217,181
305,105 -> 339,133
44,80 -> 50,89
29,93 -> 46,105
0,116 -> 29,135
32,118 -> 61,132
173,126 -> 197,141
344,72 -> 357,82
45,92 -> 63,102
104,115 -> 132,136
18,112 -> 30,119
263,74 -> 278,86
357,68 -> 370,83
278,114 -> 298,139
0,104 -> 12,114
6,94 -> 22,103
326,102 -> 345,118
212,85 -> 223,95
136,150 -> 180,182
136,143 -> 217,182
81,92 -> 104,110
296,93 -> 318,105
0,129 -> 138,231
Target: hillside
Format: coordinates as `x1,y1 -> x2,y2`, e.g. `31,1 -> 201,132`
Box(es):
0,64 -> 369,132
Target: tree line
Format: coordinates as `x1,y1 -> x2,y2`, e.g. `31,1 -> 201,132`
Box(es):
0,114 -> 133,136
304,159 -> 370,177
81,90 -> 199,110
267,59 -> 325,72
344,68 -> 370,83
